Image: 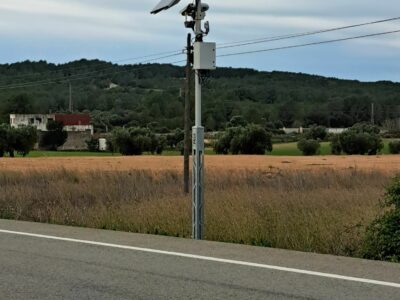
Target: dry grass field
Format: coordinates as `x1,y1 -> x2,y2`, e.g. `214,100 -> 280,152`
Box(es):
0,155 -> 399,257
0,155 -> 399,173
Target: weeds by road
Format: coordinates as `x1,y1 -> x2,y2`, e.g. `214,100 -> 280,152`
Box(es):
0,168 -> 391,257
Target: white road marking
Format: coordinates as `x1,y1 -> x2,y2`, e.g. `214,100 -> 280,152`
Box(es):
0,229 -> 399,288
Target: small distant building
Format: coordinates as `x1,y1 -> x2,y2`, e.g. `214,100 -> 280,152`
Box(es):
108,82 -> 119,89
10,113 -> 94,150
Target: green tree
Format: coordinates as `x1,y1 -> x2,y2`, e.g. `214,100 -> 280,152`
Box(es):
40,120 -> 68,151
214,127 -> 241,155
240,124 -> 272,155
0,124 -> 36,157
110,127 -> 165,156
0,124 -> 9,157
305,125 -> 328,141
14,125 -> 37,156
227,115 -> 247,128
334,123 -> 383,155
297,139 -> 321,156
213,125 -> 272,155
330,135 -> 342,155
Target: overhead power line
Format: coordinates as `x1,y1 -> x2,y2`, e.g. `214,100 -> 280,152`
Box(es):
1,16 -> 399,86
218,29 -> 400,58
218,16 -> 400,49
1,19 -> 400,90
2,16 -> 399,83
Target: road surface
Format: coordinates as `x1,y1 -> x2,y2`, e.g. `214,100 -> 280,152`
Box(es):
0,219 -> 399,299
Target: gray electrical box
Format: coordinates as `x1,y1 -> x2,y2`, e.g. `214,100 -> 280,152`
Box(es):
193,42 -> 216,70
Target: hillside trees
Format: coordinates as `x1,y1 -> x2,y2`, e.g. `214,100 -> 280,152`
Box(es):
1,61 -> 400,131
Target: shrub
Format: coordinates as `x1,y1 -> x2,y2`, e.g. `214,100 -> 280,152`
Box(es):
109,127 -> 165,156
166,128 -> 184,149
332,123 -> 383,156
297,139 -> 320,156
213,125 -> 272,155
0,124 -> 8,157
339,131 -> 383,155
14,125 -> 37,157
389,141 -> 400,154
227,115 -> 247,128
0,124 -> 37,157
240,124 -> 273,155
330,135 -> 342,155
305,125 -> 328,141
213,127 -> 242,155
363,177 -> 400,262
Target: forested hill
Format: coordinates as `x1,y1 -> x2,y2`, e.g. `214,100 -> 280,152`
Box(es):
0,60 -> 399,132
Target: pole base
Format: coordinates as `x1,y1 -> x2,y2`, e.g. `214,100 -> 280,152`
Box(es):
192,126 -> 204,240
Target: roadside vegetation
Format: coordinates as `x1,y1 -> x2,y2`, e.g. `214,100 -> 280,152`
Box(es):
363,177 -> 400,262
0,168 -> 394,259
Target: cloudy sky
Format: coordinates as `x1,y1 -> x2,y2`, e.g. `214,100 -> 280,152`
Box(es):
0,0 -> 400,81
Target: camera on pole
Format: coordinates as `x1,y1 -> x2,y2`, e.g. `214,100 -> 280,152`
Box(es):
150,0 -> 216,240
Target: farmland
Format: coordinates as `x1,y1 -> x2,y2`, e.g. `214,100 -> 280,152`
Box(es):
0,155 -> 399,258
1,154 -> 399,173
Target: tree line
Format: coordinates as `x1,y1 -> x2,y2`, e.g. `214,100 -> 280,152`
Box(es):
1,61 -> 399,133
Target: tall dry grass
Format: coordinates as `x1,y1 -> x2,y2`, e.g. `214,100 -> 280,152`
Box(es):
0,168 -> 392,257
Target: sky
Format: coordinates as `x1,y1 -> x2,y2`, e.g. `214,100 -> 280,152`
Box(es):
0,0 -> 400,82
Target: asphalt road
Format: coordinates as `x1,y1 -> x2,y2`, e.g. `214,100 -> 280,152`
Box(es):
0,220 -> 399,300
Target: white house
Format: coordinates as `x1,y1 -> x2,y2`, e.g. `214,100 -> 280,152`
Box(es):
10,113 -> 94,135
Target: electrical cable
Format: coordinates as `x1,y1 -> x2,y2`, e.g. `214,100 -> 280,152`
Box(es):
218,29 -> 400,58
2,16 -> 399,86
218,16 -> 400,49
2,19 -> 400,89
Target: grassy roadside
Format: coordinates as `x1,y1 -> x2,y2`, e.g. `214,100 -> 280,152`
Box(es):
0,168 -> 389,257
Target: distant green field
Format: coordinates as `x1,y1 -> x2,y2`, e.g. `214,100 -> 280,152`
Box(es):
271,139 -> 395,156
270,142 -> 331,156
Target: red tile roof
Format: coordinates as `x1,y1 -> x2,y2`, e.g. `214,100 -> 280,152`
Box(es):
55,114 -> 91,126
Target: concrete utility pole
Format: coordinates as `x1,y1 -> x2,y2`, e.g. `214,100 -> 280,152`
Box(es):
151,0 -> 216,240
184,33 -> 192,194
